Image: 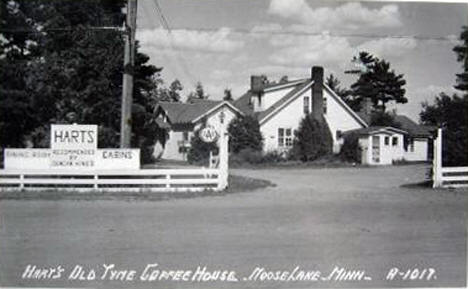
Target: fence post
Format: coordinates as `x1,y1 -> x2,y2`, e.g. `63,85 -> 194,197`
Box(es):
19,174 -> 24,190
217,130 -> 229,191
94,174 -> 98,189
433,128 -> 443,188
166,174 -> 171,188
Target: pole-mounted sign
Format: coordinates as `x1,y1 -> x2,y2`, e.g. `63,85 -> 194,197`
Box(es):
199,126 -> 218,143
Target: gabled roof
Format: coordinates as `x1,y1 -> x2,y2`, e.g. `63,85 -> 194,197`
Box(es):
234,79 -> 368,127
233,79 -> 308,116
394,115 -> 434,137
261,79 -> 309,92
233,91 -> 255,116
323,84 -> 368,128
343,126 -> 408,137
155,100 -> 243,125
258,80 -> 313,124
349,112 -> 434,138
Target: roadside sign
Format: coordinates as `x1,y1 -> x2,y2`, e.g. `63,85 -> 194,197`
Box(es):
199,126 -> 218,143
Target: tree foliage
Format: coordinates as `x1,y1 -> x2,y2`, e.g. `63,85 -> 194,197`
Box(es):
420,93 -> 468,166
419,27 -> 468,166
292,114 -> 333,162
339,133 -> 362,163
187,81 -> 208,103
349,51 -> 407,112
159,79 -> 183,102
187,129 -> 218,165
228,115 -> 263,153
453,26 -> 468,92
0,0 -> 162,163
325,74 -> 357,110
223,88 -> 233,101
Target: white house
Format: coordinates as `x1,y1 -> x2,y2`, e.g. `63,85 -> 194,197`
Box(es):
153,99 -> 243,160
234,67 -> 368,154
153,66 -> 432,165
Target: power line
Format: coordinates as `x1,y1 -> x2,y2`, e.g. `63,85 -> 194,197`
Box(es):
150,0 -> 198,84
146,26 -> 458,42
0,27 -> 125,34
1,25 -> 458,42
152,0 -> 171,32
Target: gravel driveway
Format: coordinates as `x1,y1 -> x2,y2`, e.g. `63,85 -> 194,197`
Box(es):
0,164 -> 466,288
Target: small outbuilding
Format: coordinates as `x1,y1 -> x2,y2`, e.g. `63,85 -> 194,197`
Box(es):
344,126 -> 408,165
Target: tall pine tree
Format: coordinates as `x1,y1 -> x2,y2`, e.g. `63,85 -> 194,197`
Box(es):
349,51 -> 407,112
0,0 -> 162,161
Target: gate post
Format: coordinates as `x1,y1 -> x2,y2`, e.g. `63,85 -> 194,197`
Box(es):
217,130 -> 229,190
433,128 -> 443,188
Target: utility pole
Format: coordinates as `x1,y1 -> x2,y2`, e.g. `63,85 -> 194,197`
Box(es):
120,0 -> 138,148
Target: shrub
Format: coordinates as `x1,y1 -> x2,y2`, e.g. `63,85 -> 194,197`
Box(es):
228,115 -> 263,153
339,133 -> 362,163
229,148 -> 288,166
292,114 -> 333,162
187,128 -> 218,165
262,150 -> 286,163
235,148 -> 263,164
27,124 -> 51,148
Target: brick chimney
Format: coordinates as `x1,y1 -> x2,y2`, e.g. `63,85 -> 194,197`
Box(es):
311,66 -> 324,121
250,75 -> 264,93
361,97 -> 373,117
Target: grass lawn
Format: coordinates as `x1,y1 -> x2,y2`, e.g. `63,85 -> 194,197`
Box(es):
0,174 -> 274,201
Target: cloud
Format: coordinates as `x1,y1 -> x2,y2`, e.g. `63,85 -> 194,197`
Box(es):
357,37 -> 418,58
265,33 -> 419,71
268,1 -> 402,31
248,65 -> 307,78
136,27 -> 244,53
210,69 -> 232,80
414,85 -> 459,98
268,34 -> 355,67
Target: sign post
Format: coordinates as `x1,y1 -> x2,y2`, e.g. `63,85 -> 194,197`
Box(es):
199,125 -> 229,190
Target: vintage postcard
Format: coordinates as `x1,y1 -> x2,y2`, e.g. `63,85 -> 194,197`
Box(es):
0,0 -> 467,288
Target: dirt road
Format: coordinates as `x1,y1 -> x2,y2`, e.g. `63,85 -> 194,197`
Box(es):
0,164 -> 466,288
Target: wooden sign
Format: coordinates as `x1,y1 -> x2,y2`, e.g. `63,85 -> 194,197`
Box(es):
4,124 -> 140,171
51,124 -> 98,150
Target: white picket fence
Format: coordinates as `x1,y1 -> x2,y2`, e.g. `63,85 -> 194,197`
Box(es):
433,128 -> 468,188
0,168 -> 223,192
0,131 -> 230,193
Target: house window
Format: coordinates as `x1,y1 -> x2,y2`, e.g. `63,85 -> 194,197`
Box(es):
323,97 -> 327,114
303,96 -> 310,114
183,131 -> 189,141
285,128 -> 293,147
278,128 -> 284,147
278,128 -> 293,147
384,136 -> 390,145
392,136 -> 398,146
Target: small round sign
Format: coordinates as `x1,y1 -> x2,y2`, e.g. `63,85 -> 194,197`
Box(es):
199,126 -> 219,143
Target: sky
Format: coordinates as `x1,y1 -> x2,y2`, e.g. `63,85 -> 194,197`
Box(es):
135,0 -> 468,122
